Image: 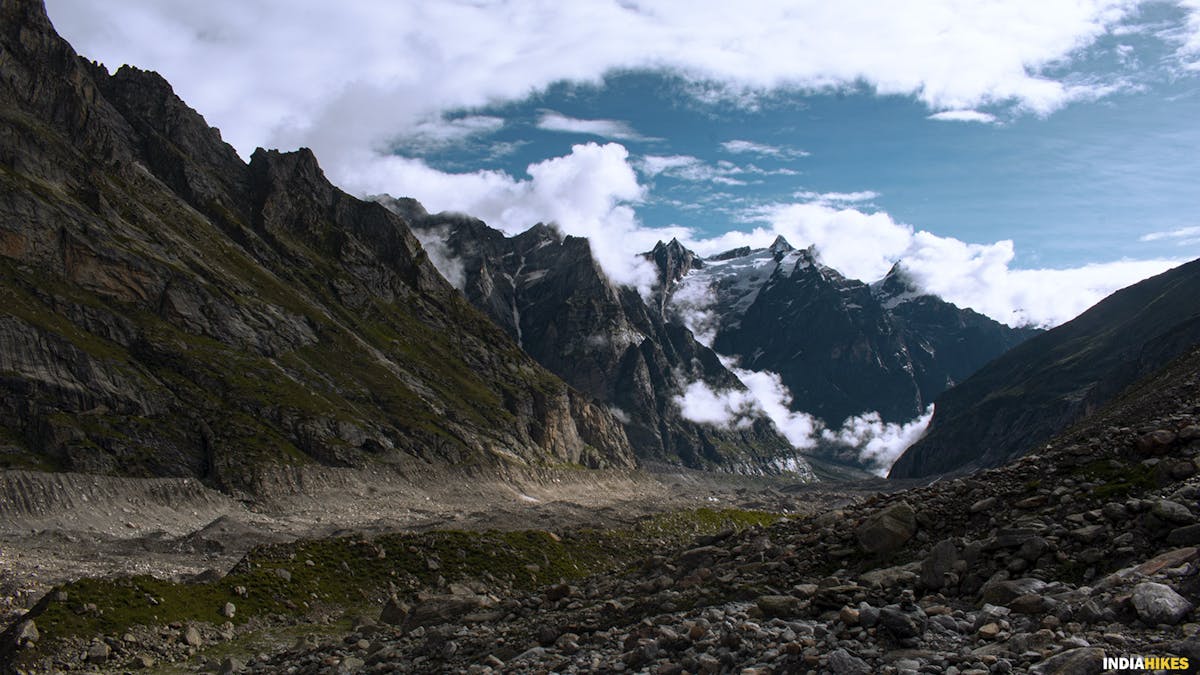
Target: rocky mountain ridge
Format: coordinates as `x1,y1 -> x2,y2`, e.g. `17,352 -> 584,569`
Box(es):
664,239 -> 1040,429
892,256 -> 1200,479
377,198 -> 808,477
0,0 -> 634,491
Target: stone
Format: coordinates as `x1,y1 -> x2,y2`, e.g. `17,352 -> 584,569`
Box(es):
274,568 -> 292,582
184,625 -> 203,647
1132,582 -> 1192,625
1029,646 -> 1104,675
970,497 -> 998,513
338,656 -> 365,673
379,596 -> 410,625
131,654 -> 156,669
1137,429 -> 1177,453
1135,548 -> 1199,576
756,595 -> 802,618
14,620 -> 38,646
219,656 -> 242,675
86,641 -> 110,664
1167,524 -> 1200,545
827,648 -> 871,674
921,538 -> 959,589
981,578 -> 1047,605
879,603 -> 928,641
978,622 -> 1002,639
221,602 -> 236,618
1152,500 -> 1196,525
856,503 -> 917,553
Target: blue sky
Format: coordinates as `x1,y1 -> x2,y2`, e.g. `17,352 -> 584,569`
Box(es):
46,0 -> 1200,327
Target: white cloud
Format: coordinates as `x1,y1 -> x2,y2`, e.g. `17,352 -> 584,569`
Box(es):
794,190 -> 880,205
1140,225 -> 1200,242
721,139 -> 810,158
673,367 -> 819,449
927,109 -> 999,123
638,155 -> 747,185
411,225 -> 467,289
536,112 -> 654,141
822,407 -> 934,476
340,142 -> 664,291
394,115 -> 505,151
46,0 -> 1168,164
675,363 -> 933,474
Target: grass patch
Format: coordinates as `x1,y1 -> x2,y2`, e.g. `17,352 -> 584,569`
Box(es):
11,508 -> 780,666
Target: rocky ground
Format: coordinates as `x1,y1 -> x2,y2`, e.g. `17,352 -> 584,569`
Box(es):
4,349 -> 1200,674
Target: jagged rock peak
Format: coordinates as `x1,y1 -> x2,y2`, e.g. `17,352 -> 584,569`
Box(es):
768,235 -> 795,254
518,222 -> 563,245
647,237 -> 703,287
371,194 -> 429,221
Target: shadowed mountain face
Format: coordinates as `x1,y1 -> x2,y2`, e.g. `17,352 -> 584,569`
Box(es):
891,257 -> 1200,479
0,0 -> 635,491
662,240 -> 1039,428
378,199 -> 808,476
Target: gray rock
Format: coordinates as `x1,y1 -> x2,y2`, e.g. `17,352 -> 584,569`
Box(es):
1132,582 -> 1192,625
86,641 -> 110,665
921,538 -> 959,589
218,656 -> 242,675
981,577 -> 1047,605
827,647 -> 872,674
756,595 -> 802,618
879,603 -> 928,641
857,502 -> 917,553
379,596 -> 410,625
14,619 -> 38,645
221,601 -> 236,618
1152,500 -> 1196,525
183,625 -> 203,647
1029,646 -> 1104,675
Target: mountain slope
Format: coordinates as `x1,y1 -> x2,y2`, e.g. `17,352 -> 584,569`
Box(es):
890,257 -> 1200,478
378,199 -> 807,475
668,241 -> 1038,427
0,0 -> 634,491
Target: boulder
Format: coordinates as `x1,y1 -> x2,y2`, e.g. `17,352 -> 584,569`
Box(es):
856,503 -> 917,553
1132,582 -> 1192,625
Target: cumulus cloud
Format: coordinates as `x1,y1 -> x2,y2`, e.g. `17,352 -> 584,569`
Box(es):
341,142 -> 664,290
47,0 -> 1173,163
673,367 -> 820,449
822,407 -> 935,476
674,364 -> 934,474
927,110 -> 999,123
536,112 -> 655,141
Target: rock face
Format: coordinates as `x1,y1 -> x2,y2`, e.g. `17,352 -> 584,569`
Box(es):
1132,582 -> 1192,625
891,257 -> 1200,478
381,201 -> 807,475
663,240 -> 1037,465
0,0 -> 634,488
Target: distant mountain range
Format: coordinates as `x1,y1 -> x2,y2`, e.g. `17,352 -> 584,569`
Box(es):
891,257 -> 1200,478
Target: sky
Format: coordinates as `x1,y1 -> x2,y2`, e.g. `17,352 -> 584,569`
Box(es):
45,1 -> 1200,329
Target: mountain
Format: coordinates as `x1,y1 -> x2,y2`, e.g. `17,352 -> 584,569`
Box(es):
890,257 -> 1200,478
665,240 -> 1039,427
376,199 -> 809,476
0,0 -> 635,492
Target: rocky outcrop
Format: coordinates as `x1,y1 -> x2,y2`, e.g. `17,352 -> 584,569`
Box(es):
891,257 -> 1200,479
0,0 -> 634,489
382,201 -> 807,476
